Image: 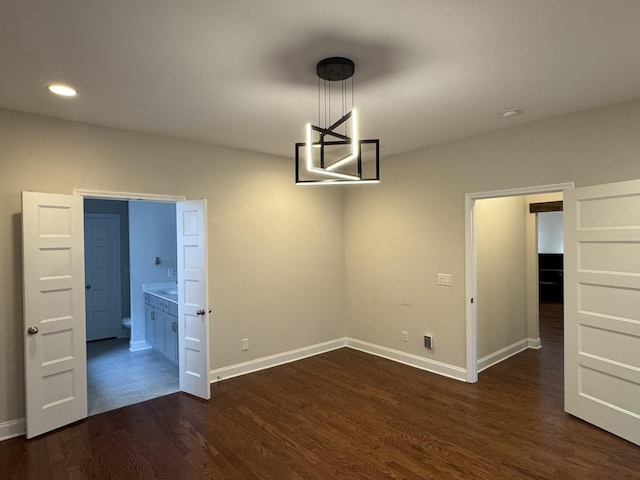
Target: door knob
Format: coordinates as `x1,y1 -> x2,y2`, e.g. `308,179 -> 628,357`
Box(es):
86,285 -> 91,290
27,326 -> 39,335
196,309 -> 206,316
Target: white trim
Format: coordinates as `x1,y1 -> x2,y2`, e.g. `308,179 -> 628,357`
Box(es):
464,193 -> 478,382
0,418 -> 25,441
347,339 -> 467,382
465,182 -> 574,384
477,339 -> 529,373
73,188 -> 186,202
210,338 -> 348,382
465,182 -> 575,200
528,337 -> 542,349
129,340 -> 152,352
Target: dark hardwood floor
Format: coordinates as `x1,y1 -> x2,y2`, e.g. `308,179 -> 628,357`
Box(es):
2,302 -> 639,479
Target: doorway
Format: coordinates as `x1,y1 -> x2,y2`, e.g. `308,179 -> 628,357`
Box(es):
536,207 -> 565,353
84,198 -> 180,415
23,189 -> 211,438
464,182 -> 574,383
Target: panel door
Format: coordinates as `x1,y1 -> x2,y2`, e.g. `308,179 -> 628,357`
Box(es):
84,214 -> 121,341
564,179 -> 640,446
22,191 -> 88,438
176,199 -> 210,399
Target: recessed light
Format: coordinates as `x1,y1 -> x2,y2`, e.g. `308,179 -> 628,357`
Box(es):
500,108 -> 522,118
47,84 -> 78,97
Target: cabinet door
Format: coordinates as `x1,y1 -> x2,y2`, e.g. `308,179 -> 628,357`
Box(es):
154,309 -> 166,354
145,304 -> 155,348
165,314 -> 178,364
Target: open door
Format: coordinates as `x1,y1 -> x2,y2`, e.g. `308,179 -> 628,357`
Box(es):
22,192 -> 88,438
176,199 -> 210,399
564,179 -> 640,446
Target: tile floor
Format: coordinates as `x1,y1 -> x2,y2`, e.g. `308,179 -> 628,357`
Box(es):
86,338 -> 179,416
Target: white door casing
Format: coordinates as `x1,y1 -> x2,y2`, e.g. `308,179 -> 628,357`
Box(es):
176,199 -> 211,399
464,183 -> 574,382
22,191 -> 88,438
564,179 -> 640,446
84,214 -> 121,341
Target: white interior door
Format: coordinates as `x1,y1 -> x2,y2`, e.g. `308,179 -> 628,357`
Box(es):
564,179 -> 640,446
176,199 -> 210,399
84,214 -> 121,341
22,191 -> 88,438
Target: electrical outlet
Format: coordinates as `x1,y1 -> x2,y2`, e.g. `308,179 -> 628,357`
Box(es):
242,338 -> 249,351
402,330 -> 409,342
424,335 -> 433,349
167,268 -> 175,278
437,273 -> 452,286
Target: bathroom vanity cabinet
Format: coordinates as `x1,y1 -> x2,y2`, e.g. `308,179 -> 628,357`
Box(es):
144,292 -> 178,365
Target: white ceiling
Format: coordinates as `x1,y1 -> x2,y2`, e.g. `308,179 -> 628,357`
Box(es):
2,0 -> 640,159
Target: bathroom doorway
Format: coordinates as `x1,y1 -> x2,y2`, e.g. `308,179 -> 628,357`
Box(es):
84,198 -> 179,415
22,189 -> 210,436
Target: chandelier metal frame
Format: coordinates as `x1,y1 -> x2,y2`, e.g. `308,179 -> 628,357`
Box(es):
295,57 -> 380,185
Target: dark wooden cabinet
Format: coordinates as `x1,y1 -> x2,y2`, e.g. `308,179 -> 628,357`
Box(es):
539,254 -> 563,302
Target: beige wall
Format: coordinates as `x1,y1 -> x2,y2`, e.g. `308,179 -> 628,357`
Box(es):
0,109 -> 346,425
475,196 -> 527,359
345,98 -> 640,369
4,97 -> 640,426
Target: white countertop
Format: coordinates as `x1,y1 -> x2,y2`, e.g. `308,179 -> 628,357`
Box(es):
144,282 -> 178,303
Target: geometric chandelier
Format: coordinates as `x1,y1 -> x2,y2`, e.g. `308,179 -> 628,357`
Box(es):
295,57 -> 380,185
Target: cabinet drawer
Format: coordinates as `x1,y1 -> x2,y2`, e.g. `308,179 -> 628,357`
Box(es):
168,302 -> 178,317
148,294 -> 159,309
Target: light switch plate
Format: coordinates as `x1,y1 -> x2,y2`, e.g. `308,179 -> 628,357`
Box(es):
437,273 -> 452,286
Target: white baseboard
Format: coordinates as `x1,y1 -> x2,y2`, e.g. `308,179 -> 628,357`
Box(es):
210,338 -> 348,382
129,340 -> 152,352
0,418 -> 25,441
210,337 -> 468,384
528,337 -> 542,349
346,338 -> 467,382
478,339 -> 529,373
